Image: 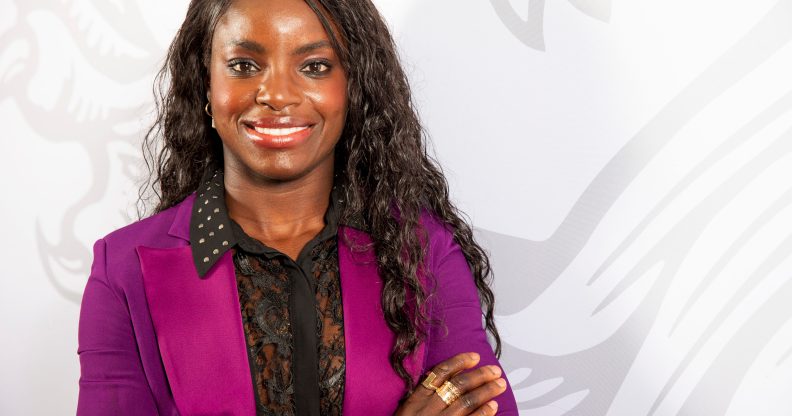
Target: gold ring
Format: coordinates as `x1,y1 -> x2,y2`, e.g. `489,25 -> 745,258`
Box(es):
421,371 -> 441,391
435,380 -> 462,405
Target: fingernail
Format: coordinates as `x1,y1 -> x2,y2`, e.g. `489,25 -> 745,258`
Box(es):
495,378 -> 506,388
488,365 -> 502,377
488,401 -> 498,410
469,352 -> 480,362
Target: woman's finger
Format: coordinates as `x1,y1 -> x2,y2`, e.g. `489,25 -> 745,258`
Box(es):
446,364 -> 501,397
460,400 -> 499,416
443,376 -> 507,416
423,359 -> 505,414
417,352 -> 480,398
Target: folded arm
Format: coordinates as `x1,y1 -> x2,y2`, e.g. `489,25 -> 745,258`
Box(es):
423,223 -> 519,415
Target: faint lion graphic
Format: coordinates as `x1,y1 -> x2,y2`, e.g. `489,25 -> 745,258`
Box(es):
489,0 -> 612,51
1,1 -> 166,302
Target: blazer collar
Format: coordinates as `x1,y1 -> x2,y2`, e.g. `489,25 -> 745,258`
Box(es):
167,192 -> 193,242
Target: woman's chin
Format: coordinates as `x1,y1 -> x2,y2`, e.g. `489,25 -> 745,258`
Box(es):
242,163 -> 317,184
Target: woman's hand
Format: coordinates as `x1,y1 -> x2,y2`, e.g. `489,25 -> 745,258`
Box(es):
394,352 -> 507,415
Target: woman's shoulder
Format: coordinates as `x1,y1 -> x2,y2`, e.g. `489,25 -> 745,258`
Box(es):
99,193 -> 196,250
84,193 -> 196,295
418,209 -> 461,266
417,209 -> 482,310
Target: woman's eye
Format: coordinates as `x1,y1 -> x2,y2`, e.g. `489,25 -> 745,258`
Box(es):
302,61 -> 331,75
228,61 -> 256,74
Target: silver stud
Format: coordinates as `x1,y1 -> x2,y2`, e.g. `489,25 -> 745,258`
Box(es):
198,208 -> 202,213
218,224 -> 224,229
209,232 -> 215,236
207,187 -> 211,191
214,208 -> 220,213
198,223 -> 204,229
203,257 -> 209,263
212,195 -> 218,199
199,193 -> 204,198
204,200 -> 209,205
222,241 -> 228,246
207,216 -> 212,221
199,238 -> 205,243
212,249 -> 219,255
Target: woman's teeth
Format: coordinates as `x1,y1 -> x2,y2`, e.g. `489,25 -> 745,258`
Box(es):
252,126 -> 309,136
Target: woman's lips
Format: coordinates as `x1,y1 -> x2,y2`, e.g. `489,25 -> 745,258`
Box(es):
243,123 -> 314,149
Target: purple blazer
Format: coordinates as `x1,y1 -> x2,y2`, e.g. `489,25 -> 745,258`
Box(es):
77,193 -> 518,415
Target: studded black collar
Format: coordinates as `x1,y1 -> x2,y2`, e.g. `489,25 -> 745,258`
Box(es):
188,165 -> 353,277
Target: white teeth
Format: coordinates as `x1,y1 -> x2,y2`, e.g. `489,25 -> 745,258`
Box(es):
252,126 -> 308,136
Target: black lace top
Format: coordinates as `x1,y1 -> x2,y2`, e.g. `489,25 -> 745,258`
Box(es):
189,166 -> 347,415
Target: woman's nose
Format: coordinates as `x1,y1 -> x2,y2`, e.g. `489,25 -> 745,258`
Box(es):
255,67 -> 301,111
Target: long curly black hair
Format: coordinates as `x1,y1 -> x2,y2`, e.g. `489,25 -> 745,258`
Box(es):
138,0 -> 501,402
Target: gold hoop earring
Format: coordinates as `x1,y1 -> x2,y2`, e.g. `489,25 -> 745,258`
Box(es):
205,102 -> 215,128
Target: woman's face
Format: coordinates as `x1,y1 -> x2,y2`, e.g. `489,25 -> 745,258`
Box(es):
207,0 -> 348,183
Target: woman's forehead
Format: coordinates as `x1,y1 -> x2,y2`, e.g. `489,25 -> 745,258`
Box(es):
213,0 -> 331,46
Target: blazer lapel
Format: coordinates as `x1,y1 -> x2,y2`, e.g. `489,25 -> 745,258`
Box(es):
338,226 -> 425,416
137,194 -> 255,415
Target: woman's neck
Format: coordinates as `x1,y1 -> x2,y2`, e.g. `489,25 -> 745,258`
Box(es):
222,160 -> 334,256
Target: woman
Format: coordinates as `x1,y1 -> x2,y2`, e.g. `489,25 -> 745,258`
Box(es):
77,0 -> 518,414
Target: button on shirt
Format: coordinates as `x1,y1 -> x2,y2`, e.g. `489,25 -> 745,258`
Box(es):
189,166 -> 347,416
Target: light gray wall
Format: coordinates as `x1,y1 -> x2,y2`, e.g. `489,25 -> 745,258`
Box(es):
2,0 -> 791,414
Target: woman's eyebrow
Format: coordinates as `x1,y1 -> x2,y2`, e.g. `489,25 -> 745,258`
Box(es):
293,40 -> 332,56
227,39 -> 266,54
224,39 -> 331,56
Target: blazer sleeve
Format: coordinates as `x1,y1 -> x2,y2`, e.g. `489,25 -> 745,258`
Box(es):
423,224 -> 519,415
77,238 -> 158,415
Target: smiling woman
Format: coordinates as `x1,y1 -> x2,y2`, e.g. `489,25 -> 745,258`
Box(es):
76,0 -> 518,415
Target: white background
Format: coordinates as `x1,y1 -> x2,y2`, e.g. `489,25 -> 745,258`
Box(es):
1,0 -> 792,414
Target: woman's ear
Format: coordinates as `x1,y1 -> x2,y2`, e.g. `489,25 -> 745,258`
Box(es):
205,89 -> 215,129
204,70 -> 211,100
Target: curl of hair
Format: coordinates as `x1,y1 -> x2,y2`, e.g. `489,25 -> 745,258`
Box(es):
138,0 -> 501,403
